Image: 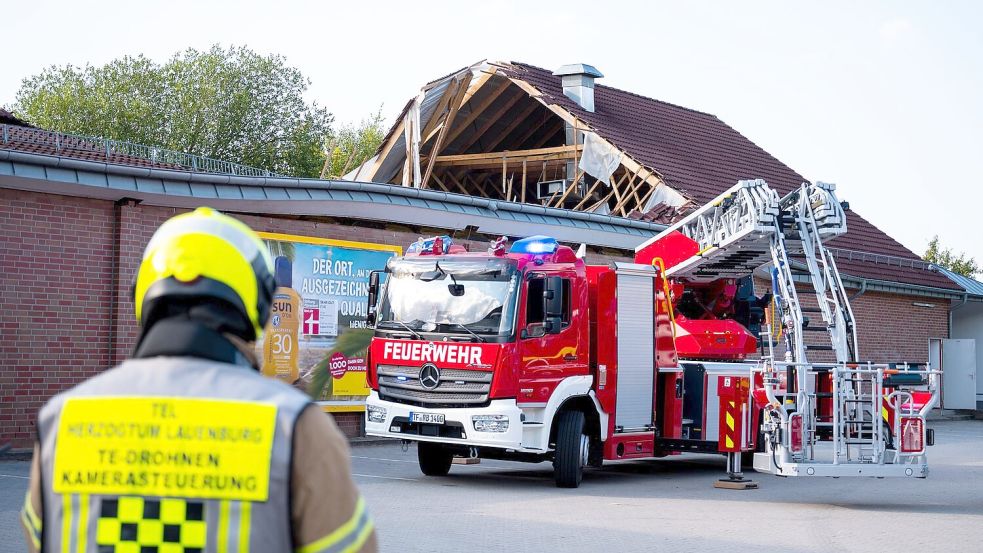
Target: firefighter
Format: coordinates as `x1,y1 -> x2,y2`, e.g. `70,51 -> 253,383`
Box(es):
20,207 -> 377,553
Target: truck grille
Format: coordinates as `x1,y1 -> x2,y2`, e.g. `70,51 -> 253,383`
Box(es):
377,364 -> 493,407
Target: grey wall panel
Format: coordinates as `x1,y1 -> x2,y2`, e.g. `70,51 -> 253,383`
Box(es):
615,268 -> 655,429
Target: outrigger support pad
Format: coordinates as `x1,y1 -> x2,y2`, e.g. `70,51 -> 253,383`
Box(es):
714,452 -> 759,490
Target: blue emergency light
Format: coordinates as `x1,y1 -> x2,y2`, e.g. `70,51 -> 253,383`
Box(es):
509,235 -> 559,255
407,235 -> 453,255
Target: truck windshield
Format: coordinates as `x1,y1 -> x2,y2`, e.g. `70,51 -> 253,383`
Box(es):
377,257 -> 519,338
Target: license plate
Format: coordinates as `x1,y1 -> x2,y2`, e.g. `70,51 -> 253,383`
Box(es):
410,412 -> 445,424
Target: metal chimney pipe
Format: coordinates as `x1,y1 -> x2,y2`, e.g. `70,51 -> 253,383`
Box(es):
553,64 -> 604,112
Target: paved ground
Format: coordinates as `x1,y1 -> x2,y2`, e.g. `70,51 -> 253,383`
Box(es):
3,420 -> 982,552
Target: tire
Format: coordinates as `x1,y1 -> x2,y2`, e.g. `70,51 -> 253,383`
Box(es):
417,442 -> 453,476
553,410 -> 588,488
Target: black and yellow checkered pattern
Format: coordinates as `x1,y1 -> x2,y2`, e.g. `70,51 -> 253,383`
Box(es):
96,496 -> 206,553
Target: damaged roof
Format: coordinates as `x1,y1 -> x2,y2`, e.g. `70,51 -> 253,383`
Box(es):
495,62 -> 958,290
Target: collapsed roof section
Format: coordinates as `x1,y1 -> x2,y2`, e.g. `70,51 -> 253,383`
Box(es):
352,60 -> 957,291
350,61 -> 690,221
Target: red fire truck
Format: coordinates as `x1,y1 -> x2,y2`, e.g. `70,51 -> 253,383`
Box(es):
364,179 -> 940,487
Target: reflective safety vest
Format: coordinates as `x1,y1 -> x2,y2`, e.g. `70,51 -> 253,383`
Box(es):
37,356 -> 311,553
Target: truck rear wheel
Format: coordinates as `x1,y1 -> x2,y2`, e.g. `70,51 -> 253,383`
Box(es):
554,410 -> 588,488
418,442 -> 453,476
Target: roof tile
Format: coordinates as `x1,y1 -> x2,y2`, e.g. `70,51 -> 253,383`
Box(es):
503,62 -> 957,290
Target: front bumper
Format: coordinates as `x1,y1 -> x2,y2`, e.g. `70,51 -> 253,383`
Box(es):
365,390 -> 525,450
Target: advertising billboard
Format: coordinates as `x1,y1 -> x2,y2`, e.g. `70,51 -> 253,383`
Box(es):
256,232 -> 400,411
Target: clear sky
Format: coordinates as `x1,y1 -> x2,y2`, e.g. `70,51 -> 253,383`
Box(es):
3,1 -> 981,264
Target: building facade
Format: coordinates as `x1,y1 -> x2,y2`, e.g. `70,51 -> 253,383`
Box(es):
1,63 -> 975,449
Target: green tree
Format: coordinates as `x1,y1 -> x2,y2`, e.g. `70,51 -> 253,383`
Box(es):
320,108 -> 387,179
15,45 -> 333,177
265,239 -> 296,264
924,236 -> 979,277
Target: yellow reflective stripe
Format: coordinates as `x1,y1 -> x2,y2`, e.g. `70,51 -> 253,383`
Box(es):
296,497 -> 368,553
20,491 -> 41,549
21,489 -> 42,532
340,516 -> 374,553
61,495 -> 71,553
217,500 -> 231,553
76,494 -> 88,553
238,501 -> 252,553
20,510 -> 41,549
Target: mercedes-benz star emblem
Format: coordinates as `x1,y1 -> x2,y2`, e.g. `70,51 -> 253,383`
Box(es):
419,363 -> 441,390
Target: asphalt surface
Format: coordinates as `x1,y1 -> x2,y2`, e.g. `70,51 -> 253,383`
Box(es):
3,420 -> 982,552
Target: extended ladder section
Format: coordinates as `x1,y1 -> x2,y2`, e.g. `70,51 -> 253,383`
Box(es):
636,179 -> 782,282
637,179 -> 857,365
636,178 -> 941,477
772,182 -> 858,364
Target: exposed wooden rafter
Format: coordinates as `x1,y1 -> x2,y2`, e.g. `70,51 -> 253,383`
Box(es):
453,91 -> 526,153
514,115 -> 558,150
484,100 -> 541,152
574,170 -> 627,211
421,72 -> 473,189
611,166 -> 643,215
434,144 -> 581,164
419,80 -> 460,147
547,170 -> 584,208
529,123 -> 565,150
443,172 -> 471,195
441,78 -> 513,150
365,118 -> 405,182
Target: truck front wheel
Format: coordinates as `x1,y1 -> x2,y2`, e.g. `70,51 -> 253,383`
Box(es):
418,442 -> 453,476
554,410 -> 588,488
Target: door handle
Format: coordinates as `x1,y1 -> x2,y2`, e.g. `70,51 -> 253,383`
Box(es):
563,354 -> 578,361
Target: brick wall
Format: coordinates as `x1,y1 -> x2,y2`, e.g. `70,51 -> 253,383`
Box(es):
1,190 -> 117,445
851,290 -> 950,362
754,278 -> 950,363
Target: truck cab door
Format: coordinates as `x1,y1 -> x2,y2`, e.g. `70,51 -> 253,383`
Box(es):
517,271 -> 585,404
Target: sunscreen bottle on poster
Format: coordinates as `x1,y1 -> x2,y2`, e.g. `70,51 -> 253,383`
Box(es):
263,256 -> 302,382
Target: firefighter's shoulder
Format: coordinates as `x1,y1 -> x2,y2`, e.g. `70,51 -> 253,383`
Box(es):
290,405 -> 377,553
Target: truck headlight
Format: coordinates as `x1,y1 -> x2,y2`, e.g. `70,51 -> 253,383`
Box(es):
472,414 -> 509,433
367,405 -> 387,423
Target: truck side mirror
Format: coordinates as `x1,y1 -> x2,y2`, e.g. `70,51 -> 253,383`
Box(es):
543,276 -> 564,334
522,324 -> 547,339
367,271 -> 380,327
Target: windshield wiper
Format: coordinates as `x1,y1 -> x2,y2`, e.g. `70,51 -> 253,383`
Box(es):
386,318 -> 422,340
443,322 -> 486,343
